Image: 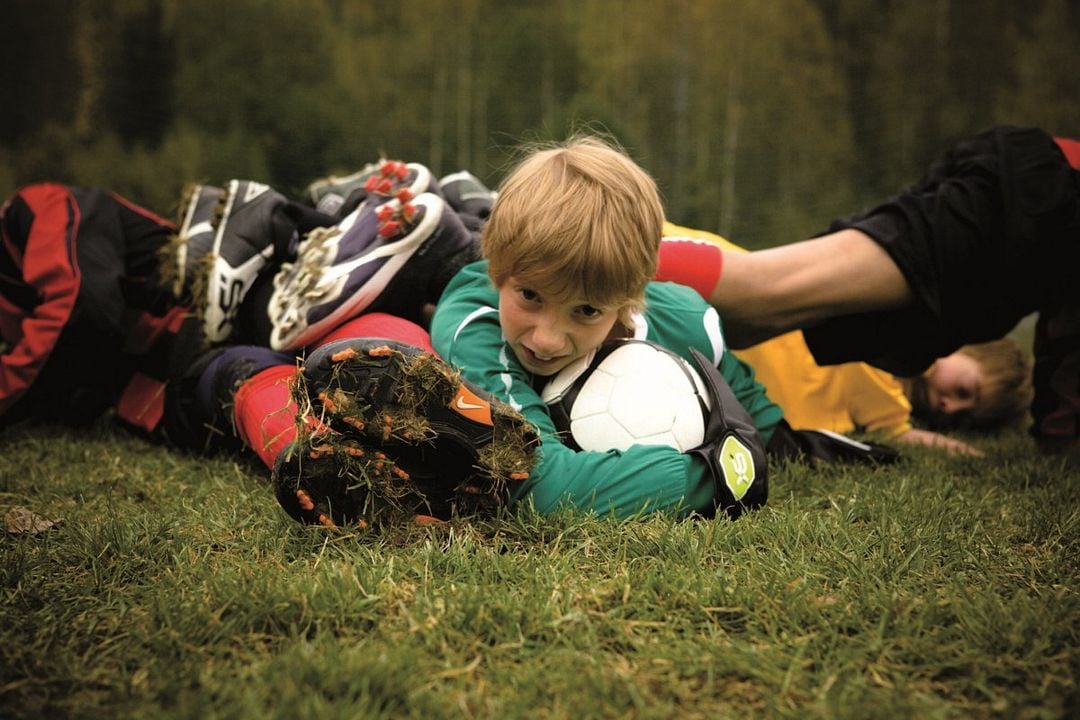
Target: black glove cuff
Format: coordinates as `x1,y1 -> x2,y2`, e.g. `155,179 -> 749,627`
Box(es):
687,348 -> 769,519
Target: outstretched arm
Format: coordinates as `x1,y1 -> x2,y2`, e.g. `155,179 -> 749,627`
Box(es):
895,427 -> 984,457
709,229 -> 913,348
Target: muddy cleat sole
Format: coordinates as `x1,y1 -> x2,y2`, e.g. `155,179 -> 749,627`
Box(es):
295,337 -> 539,517
273,433 -> 446,527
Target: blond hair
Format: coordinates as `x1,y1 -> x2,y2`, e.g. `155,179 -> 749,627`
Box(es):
482,135 -> 663,316
959,338 -> 1034,427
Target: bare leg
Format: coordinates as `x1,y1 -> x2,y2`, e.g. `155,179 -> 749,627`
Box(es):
711,229 -> 914,348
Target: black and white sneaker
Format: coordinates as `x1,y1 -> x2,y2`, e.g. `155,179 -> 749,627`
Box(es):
201,179 -> 297,343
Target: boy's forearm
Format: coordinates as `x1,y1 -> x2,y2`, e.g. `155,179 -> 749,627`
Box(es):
895,428 -> 984,457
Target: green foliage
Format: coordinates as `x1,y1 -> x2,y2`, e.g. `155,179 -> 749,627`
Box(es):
1,423 -> 1077,718
3,0 -> 1077,243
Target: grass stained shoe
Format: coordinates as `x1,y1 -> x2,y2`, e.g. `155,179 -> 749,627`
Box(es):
273,432 -> 437,527
166,179 -> 298,344
283,337 -> 539,523
166,184 -> 223,299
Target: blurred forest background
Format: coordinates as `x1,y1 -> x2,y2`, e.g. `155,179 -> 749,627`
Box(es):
2,0 -> 1078,248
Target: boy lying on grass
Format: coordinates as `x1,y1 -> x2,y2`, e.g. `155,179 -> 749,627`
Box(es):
223,136 -> 794,525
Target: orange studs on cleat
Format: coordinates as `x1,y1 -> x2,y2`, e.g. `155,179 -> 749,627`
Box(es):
296,489 -> 315,511
308,443 -> 335,459
342,416 -> 365,431
343,445 -> 366,457
367,346 -> 395,358
318,514 -> 337,528
330,347 -> 359,363
392,466 -> 410,480
508,472 -> 530,481
415,514 -> 448,526
318,391 -> 338,413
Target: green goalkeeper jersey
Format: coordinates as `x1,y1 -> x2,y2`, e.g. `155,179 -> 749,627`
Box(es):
430,260 -> 781,519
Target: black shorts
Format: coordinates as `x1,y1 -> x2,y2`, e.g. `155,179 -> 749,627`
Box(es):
804,126 -> 1080,376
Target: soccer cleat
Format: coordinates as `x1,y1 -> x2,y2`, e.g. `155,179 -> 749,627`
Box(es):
202,179 -> 297,344
306,160 -> 437,219
273,434 -> 455,528
293,337 -> 539,519
305,162 -> 381,217
268,191 -> 475,350
273,429 -> 466,527
169,184 -> 224,298
439,170 -> 497,219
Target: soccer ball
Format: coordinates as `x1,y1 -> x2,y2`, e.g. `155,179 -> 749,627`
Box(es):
541,339 -> 712,452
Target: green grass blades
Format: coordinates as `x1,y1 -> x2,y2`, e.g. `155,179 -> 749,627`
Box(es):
1,423 -> 1077,719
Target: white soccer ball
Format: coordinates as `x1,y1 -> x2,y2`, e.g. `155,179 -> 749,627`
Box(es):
541,340 -> 712,452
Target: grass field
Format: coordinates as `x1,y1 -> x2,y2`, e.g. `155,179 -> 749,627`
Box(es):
1,420 -> 1077,719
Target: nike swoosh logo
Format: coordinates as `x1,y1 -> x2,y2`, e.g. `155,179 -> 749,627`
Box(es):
455,396 -> 486,411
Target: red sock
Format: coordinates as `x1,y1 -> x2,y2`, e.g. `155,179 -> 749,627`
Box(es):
655,237 -> 724,299
1054,136 -> 1080,169
310,311 -> 435,353
232,364 -> 302,469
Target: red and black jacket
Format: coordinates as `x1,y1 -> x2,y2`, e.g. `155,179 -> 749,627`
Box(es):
0,183 -> 199,432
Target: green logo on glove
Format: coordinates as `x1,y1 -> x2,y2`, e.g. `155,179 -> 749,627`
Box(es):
719,435 -> 755,500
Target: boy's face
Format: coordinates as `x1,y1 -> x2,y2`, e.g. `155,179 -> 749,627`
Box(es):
498,276 -> 625,376
909,352 -> 982,427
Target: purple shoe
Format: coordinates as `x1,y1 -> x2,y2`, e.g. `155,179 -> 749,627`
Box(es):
268,192 -> 447,350
268,189 -> 480,351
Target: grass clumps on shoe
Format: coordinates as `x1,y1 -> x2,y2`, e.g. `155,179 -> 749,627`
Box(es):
290,338 -> 539,523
